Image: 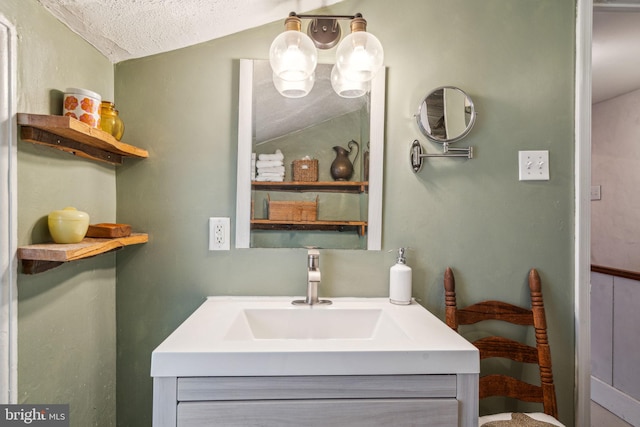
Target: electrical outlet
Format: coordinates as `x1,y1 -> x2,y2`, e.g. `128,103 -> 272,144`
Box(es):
518,150 -> 549,181
209,217 -> 230,251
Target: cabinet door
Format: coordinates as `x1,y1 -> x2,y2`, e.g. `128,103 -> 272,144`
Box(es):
177,398 -> 458,427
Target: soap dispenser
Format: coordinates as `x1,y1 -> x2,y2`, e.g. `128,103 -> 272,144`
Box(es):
389,248 -> 412,305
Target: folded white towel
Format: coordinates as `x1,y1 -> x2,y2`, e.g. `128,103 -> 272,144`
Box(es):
256,160 -> 284,168
255,175 -> 284,182
251,153 -> 256,180
257,165 -> 285,174
258,149 -> 284,161
258,171 -> 285,177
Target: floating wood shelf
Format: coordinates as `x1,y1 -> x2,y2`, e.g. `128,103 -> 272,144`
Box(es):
17,233 -> 148,274
251,220 -> 367,236
252,181 -> 368,194
17,113 -> 148,165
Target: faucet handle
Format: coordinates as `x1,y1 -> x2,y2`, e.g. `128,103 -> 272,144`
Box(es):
308,249 -> 319,270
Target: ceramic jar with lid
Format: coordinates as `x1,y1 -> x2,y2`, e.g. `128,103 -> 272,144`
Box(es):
100,101 -> 125,140
48,207 -> 90,244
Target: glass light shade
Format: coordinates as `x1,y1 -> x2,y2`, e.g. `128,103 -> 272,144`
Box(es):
273,72 -> 315,98
269,30 -> 318,82
335,31 -> 384,83
331,65 -> 369,98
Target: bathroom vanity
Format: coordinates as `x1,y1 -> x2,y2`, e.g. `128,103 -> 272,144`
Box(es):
151,297 -> 479,427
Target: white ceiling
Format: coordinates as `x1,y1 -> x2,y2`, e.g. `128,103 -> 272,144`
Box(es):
37,0 -> 345,63
37,1 -> 640,105
592,9 -> 640,104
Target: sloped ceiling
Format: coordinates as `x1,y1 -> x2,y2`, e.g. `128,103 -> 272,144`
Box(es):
253,60 -> 367,144
37,0 -> 345,63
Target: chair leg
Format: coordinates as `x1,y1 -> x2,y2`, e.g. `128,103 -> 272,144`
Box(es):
444,267 -> 458,331
529,268 -> 559,420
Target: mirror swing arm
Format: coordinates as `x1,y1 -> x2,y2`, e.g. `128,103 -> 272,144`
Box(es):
410,140 -> 473,172
410,86 -> 477,173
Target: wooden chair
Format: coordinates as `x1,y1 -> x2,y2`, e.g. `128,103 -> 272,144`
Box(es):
444,267 -> 564,426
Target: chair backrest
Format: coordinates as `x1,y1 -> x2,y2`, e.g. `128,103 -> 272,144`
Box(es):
444,267 -> 559,419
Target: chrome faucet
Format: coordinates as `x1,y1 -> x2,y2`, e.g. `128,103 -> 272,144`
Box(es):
292,249 -> 331,306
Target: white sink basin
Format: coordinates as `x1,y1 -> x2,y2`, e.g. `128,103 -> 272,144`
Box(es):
225,307 -> 407,340
151,297 -> 479,377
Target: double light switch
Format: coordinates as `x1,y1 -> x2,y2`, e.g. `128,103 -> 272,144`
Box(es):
518,150 -> 549,181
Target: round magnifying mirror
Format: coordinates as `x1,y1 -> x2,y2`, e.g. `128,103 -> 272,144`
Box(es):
416,86 -> 476,143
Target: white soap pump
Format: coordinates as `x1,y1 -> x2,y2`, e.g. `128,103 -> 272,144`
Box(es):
389,248 -> 412,305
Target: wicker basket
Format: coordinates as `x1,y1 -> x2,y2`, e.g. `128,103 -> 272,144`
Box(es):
267,195 -> 318,222
292,159 -> 318,182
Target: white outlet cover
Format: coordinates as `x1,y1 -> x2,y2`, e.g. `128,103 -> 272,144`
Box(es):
518,150 -> 549,181
209,217 -> 230,251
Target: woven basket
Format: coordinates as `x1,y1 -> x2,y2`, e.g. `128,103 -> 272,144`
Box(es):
292,159 -> 318,182
267,195 -> 318,222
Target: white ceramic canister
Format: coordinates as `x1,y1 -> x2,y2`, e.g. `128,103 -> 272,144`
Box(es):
63,88 -> 101,128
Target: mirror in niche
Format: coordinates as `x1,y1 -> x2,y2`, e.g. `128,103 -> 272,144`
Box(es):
235,59 -> 385,250
416,86 -> 476,143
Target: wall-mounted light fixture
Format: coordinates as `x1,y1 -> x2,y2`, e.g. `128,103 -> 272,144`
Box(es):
269,12 -> 384,98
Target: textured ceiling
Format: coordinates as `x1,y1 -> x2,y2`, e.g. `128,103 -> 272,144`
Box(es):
37,0 -> 345,63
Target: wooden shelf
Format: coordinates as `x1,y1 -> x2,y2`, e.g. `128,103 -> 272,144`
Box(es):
17,113 -> 148,165
252,182 -> 368,237
252,181 -> 368,194
17,233 -> 148,274
251,220 -> 367,236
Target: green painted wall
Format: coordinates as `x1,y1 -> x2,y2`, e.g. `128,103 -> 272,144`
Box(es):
2,1 -> 116,426
115,0 -> 576,425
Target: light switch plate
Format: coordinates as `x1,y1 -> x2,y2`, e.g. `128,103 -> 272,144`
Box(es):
518,150 -> 549,181
591,185 -> 602,201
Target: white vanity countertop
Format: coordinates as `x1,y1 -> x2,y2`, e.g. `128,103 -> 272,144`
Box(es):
151,296 -> 479,377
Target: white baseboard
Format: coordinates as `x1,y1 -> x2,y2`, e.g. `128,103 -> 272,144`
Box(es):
591,376 -> 640,426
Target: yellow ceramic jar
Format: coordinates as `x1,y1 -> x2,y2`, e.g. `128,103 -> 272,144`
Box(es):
48,207 -> 90,244
100,101 -> 125,140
